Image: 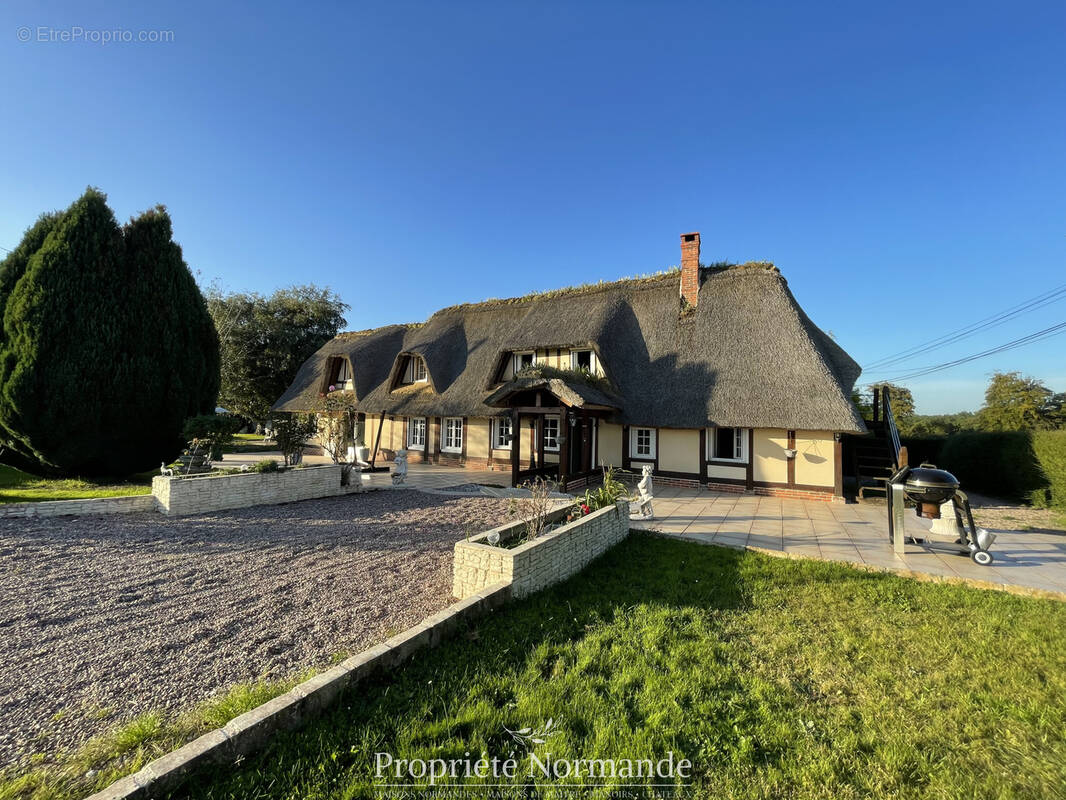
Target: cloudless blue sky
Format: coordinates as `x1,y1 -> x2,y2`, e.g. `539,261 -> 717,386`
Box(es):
2,1 -> 1063,413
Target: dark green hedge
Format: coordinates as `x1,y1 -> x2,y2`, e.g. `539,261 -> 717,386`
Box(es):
1030,431 -> 1066,508
901,436 -> 946,468
938,432 -> 1049,504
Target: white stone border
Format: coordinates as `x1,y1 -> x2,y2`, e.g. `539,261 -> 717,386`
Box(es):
152,465 -> 359,516
0,493 -> 156,519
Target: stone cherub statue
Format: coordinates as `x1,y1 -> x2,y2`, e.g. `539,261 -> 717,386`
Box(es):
629,463 -> 654,519
391,449 -> 409,485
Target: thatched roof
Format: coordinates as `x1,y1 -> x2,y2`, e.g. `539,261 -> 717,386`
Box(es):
484,375 -> 622,411
274,265 -> 866,432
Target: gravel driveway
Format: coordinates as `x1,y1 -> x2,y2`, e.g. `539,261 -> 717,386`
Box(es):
0,490 -> 516,766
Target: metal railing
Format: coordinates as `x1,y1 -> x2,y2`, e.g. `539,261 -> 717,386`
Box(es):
878,386 -> 903,469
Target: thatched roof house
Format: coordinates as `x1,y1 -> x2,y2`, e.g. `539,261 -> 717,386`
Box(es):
275,233 -> 864,499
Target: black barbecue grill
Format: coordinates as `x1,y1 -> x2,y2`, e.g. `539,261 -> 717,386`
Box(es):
888,464 -> 996,566
901,466 -> 960,518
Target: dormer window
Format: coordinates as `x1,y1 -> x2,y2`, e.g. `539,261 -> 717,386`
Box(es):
513,351 -> 536,374
570,349 -> 596,373
327,358 -> 353,391
400,355 -> 428,385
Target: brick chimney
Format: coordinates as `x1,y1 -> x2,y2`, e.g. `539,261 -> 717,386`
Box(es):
680,232 -> 700,307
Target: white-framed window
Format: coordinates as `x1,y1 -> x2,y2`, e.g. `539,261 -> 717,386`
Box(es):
407,417 -> 426,450
570,349 -> 595,373
543,416 -> 560,452
329,358 -> 353,391
402,355 -> 428,384
708,427 -> 749,462
492,416 -> 512,450
442,417 -> 464,453
630,427 -> 656,459
513,351 -> 536,375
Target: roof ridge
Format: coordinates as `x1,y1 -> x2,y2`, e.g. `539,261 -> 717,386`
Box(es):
432,270 -> 681,315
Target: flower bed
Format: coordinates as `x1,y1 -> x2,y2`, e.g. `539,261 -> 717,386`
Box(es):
453,499 -> 629,599
152,465 -> 357,516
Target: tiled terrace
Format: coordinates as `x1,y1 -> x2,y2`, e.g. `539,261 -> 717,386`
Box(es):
632,487 -> 1066,597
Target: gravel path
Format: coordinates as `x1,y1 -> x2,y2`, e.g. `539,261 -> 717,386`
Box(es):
0,490 -> 515,766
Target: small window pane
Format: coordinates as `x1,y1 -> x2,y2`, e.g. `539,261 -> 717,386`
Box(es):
443,418 -> 463,452
494,417 -> 512,449
543,417 -> 560,451
408,418 -> 426,448
633,427 -> 655,458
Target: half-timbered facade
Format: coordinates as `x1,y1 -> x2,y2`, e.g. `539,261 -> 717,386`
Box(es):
274,233 -> 866,499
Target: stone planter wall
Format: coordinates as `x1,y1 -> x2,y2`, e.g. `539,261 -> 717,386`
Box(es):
0,494 -> 157,519
152,465 -> 357,516
453,499 -> 629,599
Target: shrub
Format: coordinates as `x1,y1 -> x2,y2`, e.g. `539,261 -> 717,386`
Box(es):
901,436 -> 947,467
251,459 -> 279,473
1030,430 -> 1066,508
938,431 -> 1048,502
270,413 -> 316,466
183,414 -> 242,460
0,189 -> 219,477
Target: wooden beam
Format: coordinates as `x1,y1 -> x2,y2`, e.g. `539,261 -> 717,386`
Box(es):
699,428 -> 708,484
833,433 -> 844,499
745,428 -> 755,491
787,430 -> 796,488
510,409 -> 520,488
370,411 -> 386,468
559,414 -> 570,488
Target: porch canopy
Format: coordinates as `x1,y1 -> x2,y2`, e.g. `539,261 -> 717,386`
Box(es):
484,376 -> 621,488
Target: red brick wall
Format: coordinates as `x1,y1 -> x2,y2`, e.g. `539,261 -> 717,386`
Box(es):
680,232 -> 700,307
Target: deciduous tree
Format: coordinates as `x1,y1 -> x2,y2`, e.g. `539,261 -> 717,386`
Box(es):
208,285 -> 348,423
979,372 -> 1055,431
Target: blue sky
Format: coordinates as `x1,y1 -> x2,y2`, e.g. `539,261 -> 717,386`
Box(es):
2,1 -> 1063,414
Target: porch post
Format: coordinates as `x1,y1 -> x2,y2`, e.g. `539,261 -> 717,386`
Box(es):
510,409 -> 520,487
536,415 -> 545,477
558,412 -> 570,489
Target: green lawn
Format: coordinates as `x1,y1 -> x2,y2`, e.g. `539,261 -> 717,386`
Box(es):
0,464 -> 153,504
6,535 -> 1066,800
222,433 -> 278,454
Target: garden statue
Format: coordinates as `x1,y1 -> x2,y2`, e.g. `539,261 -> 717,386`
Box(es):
629,464 -> 654,519
159,462 -> 173,477
392,449 -> 408,485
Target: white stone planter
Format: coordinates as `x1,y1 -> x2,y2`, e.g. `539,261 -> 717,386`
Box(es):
152,465 -> 354,516
453,499 -> 630,599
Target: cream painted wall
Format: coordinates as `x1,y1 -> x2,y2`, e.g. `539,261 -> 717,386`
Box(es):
753,428 -> 788,484
795,431 -> 835,487
363,416 -> 403,453
659,428 -> 699,474
598,422 -> 623,467
467,417 -> 490,459
708,463 -> 746,481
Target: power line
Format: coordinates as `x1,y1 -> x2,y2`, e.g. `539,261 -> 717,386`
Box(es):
863,281 -> 1066,370
869,319 -> 1066,384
